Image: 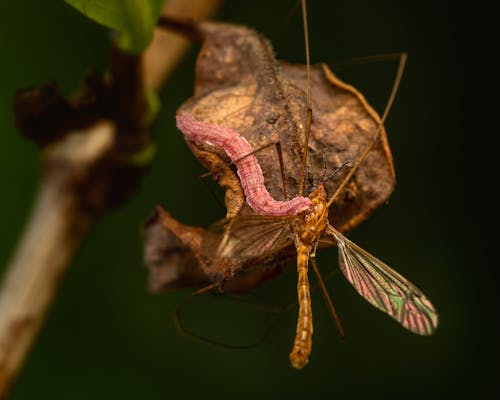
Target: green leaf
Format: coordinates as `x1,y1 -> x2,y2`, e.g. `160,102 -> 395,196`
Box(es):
144,89 -> 161,124
127,143 -> 157,166
65,0 -> 165,54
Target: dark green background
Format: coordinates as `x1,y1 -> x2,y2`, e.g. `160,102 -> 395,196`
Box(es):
0,1 -> 487,399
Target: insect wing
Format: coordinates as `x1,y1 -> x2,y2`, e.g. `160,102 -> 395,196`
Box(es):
218,215 -> 295,260
327,226 -> 438,335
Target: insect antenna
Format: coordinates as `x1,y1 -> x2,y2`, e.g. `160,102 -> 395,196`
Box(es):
198,141 -> 280,182
323,161 -> 354,185
327,53 -> 408,208
308,152 -> 353,194
297,0 -> 312,197
318,157 -> 354,189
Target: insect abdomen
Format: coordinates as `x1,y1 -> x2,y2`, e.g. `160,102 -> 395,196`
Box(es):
289,246 -> 313,369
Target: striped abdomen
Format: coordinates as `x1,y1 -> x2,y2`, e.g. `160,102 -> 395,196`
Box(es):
289,246 -> 313,369
176,114 -> 311,216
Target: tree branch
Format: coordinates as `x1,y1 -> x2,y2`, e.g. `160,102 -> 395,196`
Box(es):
143,0 -> 221,89
0,121 -> 114,396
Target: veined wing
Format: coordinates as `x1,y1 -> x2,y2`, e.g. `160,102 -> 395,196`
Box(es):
326,225 -> 438,335
216,214 -> 295,260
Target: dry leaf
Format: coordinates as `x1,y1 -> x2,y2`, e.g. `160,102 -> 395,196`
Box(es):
144,207 -> 290,292
178,21 -> 395,231
145,20 -> 395,291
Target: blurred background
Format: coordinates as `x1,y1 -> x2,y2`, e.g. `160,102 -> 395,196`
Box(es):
0,1 -> 487,399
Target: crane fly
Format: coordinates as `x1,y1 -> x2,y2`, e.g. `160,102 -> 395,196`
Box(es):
217,180 -> 438,368
163,0 -> 438,369
206,1 -> 439,367
215,130 -> 438,368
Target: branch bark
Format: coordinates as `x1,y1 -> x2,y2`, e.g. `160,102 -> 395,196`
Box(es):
143,0 -> 221,90
0,122 -> 114,396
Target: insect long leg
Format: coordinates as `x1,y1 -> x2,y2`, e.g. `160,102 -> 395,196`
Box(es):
310,258 -> 345,338
331,53 -> 407,71
174,290 -> 275,350
274,142 -> 288,200
198,141 -> 279,181
327,52 -> 407,207
192,282 -> 220,296
297,0 -> 312,197
289,245 -> 313,369
197,140 -> 283,213
197,174 -> 226,211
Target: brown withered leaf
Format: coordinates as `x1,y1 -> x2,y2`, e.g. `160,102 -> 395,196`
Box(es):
144,207 -> 290,292
178,21 -> 395,231
143,208 -> 209,291
144,20 -> 396,292
14,74 -> 111,148
188,147 -> 245,219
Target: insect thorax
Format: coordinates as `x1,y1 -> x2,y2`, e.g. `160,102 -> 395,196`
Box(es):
294,186 -> 329,246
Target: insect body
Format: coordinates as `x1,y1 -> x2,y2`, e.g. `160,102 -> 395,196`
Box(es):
176,113 -> 311,216
219,183 -> 438,369
289,184 -> 328,368
177,62 -> 439,366
164,0 -> 438,370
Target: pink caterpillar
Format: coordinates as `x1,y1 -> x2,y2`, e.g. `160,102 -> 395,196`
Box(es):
176,114 -> 312,216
